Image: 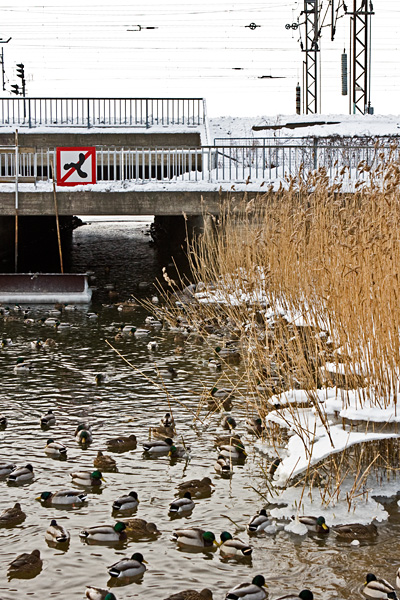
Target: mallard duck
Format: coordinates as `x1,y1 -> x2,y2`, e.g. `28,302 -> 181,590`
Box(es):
44,338 -> 57,348
217,442 -> 247,460
143,437 -> 174,454
8,549 -> 42,577
1,337 -> 12,346
169,492 -> 195,514
214,434 -> 242,448
221,416 -> 237,430
214,455 -> 233,476
58,322 -> 71,331
86,312 -> 98,321
225,575 -> 267,600
38,489 -> 87,505
106,434 -> 137,452
14,357 -> 32,373
172,527 -> 217,548
219,532 -> 252,557
176,477 -> 214,498
208,358 -> 222,370
274,591 -> 313,600
247,509 -> 274,534
85,587 -> 117,600
44,317 -> 59,326
207,388 -> 233,411
94,451 -> 117,471
298,515 -> 329,534
164,589 -> 213,600
108,552 -> 147,578
151,425 -> 175,439
161,413 -> 175,428
70,470 -> 103,488
80,521 -> 127,543
95,373 -> 107,385
246,417 -> 264,436
396,568 -> 400,589
75,421 -> 92,435
0,414 -> 7,429
0,462 -> 17,476
44,439 -> 67,457
40,410 -> 56,427
8,464 -> 34,483
112,491 -> 139,512
269,458 -> 282,476
134,328 -> 150,337
362,573 -> 397,599
215,345 -> 241,362
75,425 -> 93,445
169,444 -> 191,459
45,519 -> 70,543
332,522 -> 377,539
122,518 -> 160,537
30,339 -> 43,349
147,340 -> 159,351
0,502 -> 26,526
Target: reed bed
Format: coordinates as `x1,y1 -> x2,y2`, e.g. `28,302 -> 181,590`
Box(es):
145,158 -> 400,503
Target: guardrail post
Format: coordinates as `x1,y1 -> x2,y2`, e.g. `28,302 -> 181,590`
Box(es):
313,137 -> 318,170
87,99 -> 90,128
145,99 -> 149,129
28,99 -> 32,128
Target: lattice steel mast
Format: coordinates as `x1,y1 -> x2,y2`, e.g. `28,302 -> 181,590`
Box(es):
346,0 -> 374,114
302,0 -> 320,114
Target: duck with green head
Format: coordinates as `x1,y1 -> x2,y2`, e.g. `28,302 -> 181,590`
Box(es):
172,527 -> 217,549
219,532 -> 252,557
80,521 -> 127,543
274,591 -> 313,600
70,470 -> 103,488
38,489 -> 87,505
85,587 -> 117,600
298,515 -> 329,534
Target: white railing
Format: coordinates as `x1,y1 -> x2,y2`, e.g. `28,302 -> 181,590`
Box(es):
0,98 -> 205,128
0,144 -> 397,185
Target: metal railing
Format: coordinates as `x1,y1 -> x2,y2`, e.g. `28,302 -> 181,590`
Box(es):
0,98 -> 206,128
1,143 -> 398,185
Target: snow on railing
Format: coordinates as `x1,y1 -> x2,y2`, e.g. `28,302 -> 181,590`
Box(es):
0,98 -> 205,128
0,144 -> 397,185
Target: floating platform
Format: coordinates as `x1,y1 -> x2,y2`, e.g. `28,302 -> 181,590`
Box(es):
0,273 -> 92,304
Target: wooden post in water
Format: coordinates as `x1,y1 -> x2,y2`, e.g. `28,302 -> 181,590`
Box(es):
14,130 -> 19,273
50,157 -> 64,274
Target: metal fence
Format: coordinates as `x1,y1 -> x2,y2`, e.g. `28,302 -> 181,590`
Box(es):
0,98 -> 206,128
1,143 -> 398,184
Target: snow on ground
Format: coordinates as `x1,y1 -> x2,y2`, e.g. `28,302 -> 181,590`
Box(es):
209,113 -> 400,142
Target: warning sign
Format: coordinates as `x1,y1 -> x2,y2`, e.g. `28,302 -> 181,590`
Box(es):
56,147 -> 96,186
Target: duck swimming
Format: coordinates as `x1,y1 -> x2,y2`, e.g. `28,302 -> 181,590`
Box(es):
8,464 -> 34,483
298,515 -> 329,534
225,575 -> 267,600
143,437 -> 174,454
80,521 -> 127,543
247,509 -> 274,534
112,491 -> 139,512
122,518 -> 160,537
172,527 -> 217,548
106,434 -> 137,452
44,439 -> 67,458
108,552 -> 147,579
164,590 -> 213,600
45,519 -> 70,544
362,573 -> 397,599
40,410 -> 56,427
169,492 -> 195,514
176,477 -> 214,498
38,489 -> 88,505
0,502 -> 26,526
219,532 -> 252,557
8,549 -> 42,577
94,451 -> 117,472
70,470 -> 103,488
85,587 -> 117,600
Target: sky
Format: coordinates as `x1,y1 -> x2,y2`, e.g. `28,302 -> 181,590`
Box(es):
1,1 -> 399,117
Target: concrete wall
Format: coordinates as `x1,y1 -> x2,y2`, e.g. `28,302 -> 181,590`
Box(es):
0,190 -> 225,216
0,130 -> 201,149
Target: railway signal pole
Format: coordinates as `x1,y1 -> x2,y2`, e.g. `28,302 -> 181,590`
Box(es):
346,1 -> 374,114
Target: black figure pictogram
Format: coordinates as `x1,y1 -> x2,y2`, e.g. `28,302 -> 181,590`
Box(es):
63,153 -> 88,178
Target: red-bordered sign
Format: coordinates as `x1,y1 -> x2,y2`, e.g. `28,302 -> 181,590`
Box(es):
56,147 -> 96,187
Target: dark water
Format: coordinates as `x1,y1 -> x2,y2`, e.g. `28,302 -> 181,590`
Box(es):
0,217 -> 399,600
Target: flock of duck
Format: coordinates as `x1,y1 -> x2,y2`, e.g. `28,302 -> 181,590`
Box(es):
0,302 -> 397,600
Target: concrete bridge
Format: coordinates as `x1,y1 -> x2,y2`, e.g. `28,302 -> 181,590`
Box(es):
0,97 -> 396,270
